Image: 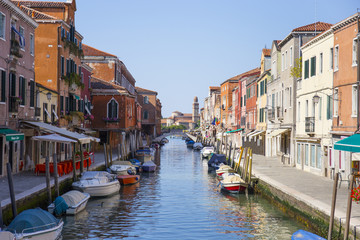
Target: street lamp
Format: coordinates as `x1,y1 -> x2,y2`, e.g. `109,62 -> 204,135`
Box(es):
312,93 -> 320,104
46,92 -> 52,101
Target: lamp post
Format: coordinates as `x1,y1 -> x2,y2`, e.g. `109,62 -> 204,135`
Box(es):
312,93 -> 320,104
46,92 -> 52,101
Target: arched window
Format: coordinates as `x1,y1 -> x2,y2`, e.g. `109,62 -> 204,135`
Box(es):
107,98 -> 118,119
144,96 -> 149,104
143,110 -> 149,119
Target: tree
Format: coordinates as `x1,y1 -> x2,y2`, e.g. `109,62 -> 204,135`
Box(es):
290,57 -> 302,79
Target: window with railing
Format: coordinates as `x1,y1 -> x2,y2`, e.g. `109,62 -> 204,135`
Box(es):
305,117 -> 315,132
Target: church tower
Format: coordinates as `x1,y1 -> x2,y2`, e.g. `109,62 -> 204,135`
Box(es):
192,96 -> 199,123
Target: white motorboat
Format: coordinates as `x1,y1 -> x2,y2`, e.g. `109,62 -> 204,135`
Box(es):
5,208 -> 63,240
135,146 -> 154,163
193,142 -> 203,150
72,171 -> 120,197
215,164 -> 235,177
109,161 -> 137,175
48,190 -> 90,216
201,146 -> 215,158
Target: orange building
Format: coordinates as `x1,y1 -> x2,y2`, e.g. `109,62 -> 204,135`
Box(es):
15,0 -> 84,127
220,78 -> 239,129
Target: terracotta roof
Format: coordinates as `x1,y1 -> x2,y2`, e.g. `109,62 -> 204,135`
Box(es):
18,5 -> 56,20
228,67 -> 261,81
12,0 -> 67,8
276,40 -> 281,45
82,44 -> 117,58
262,48 -> 271,57
91,77 -> 128,93
292,22 -> 332,32
209,86 -> 220,90
135,87 -> 158,94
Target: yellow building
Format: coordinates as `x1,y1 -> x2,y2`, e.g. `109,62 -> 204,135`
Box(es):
35,83 -> 59,124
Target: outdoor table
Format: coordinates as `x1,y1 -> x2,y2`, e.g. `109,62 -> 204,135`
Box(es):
35,163 -> 64,176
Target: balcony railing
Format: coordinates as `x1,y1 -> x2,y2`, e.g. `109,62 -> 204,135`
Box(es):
35,107 -> 41,116
268,108 -> 275,120
305,117 -> 315,133
277,106 -> 284,119
9,96 -> 19,113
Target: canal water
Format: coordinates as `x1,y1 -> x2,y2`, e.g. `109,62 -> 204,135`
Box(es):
62,137 -> 303,239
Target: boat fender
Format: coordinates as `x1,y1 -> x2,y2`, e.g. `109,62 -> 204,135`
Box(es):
54,196 -> 68,216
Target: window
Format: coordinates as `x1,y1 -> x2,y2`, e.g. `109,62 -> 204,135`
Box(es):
353,38 -> 358,66
0,12 -> 5,39
144,96 -> 149,104
61,56 -> 64,76
318,97 -> 322,120
60,96 -> 64,112
305,100 -> 309,118
312,101 -> 315,117
265,79 -> 267,94
297,144 -> 301,164
310,56 -> 316,77
30,34 -> 34,55
327,95 -> 333,120
330,47 -> 334,69
88,76 -> 91,88
29,80 -> 35,107
316,145 -> 321,169
1,70 -> 5,102
297,101 -> 300,121
334,46 -> 339,71
311,145 -> 316,167
107,98 -> 118,119
289,87 -> 292,107
352,85 -> 358,117
285,51 -> 288,69
305,144 -> 309,166
19,77 -> 26,105
43,103 -> 48,123
9,73 -> 16,97
304,60 -> 309,79
19,26 -> 24,50
297,79 -> 302,90
290,47 -> 293,67
333,89 -> 338,117
281,53 -> 284,71
143,110 -> 149,119
320,53 -> 323,74
61,27 -> 65,39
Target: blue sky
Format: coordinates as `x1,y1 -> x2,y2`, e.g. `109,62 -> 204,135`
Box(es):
74,0 -> 359,117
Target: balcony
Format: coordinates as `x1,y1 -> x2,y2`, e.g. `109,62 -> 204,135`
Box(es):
277,106 -> 284,120
268,108 -> 275,121
10,40 -> 23,59
305,117 -> 315,133
8,96 -> 19,113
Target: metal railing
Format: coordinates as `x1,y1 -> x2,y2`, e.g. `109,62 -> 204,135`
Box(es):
305,116 -> 315,132
8,96 -> 19,113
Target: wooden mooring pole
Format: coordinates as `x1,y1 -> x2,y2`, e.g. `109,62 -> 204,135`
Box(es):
344,174 -> 355,240
6,162 -> 17,218
328,172 -> 339,240
45,155 -> 52,205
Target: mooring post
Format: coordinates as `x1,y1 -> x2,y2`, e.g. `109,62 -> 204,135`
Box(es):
53,143 -> 59,198
0,201 -> 3,228
109,144 -> 113,164
72,143 -> 77,181
117,144 -> 121,161
45,155 -> 52,205
328,172 -> 339,240
6,162 -> 17,218
344,174 -> 355,240
79,143 -> 84,173
103,143 -> 108,169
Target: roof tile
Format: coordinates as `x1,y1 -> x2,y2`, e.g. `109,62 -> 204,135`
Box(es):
83,44 -> 117,58
292,22 -> 332,32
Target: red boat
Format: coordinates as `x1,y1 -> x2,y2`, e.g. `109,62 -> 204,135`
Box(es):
117,175 -> 140,185
220,173 -> 248,193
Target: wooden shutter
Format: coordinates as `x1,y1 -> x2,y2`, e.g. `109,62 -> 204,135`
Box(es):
29,81 -> 35,107
304,60 -> 309,79
1,70 -> 5,102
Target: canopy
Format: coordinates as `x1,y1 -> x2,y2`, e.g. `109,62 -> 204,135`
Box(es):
248,130 -> 265,138
0,128 -> 24,142
269,128 -> 290,137
334,134 -> 360,153
32,134 -> 77,143
22,121 -> 93,144
225,128 -> 244,134
6,208 -> 60,234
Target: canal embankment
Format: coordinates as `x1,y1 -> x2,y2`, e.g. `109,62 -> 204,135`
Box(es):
193,132 -> 360,239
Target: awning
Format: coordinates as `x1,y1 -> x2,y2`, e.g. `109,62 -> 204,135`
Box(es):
225,128 -> 244,134
52,109 -> 59,120
32,134 -> 76,143
22,121 -> 93,144
269,128 -> 290,137
71,94 -> 80,100
0,128 -> 24,142
85,105 -> 91,115
44,107 -> 51,120
248,130 -> 265,138
334,134 -> 360,153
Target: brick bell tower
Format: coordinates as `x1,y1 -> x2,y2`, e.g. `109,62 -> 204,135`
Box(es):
192,96 -> 199,123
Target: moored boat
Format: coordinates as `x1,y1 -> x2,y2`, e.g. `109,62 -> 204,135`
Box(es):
117,175 -> 140,185
142,160 -> 157,172
135,146 -> 154,163
5,208 -> 63,240
215,164 -> 235,177
291,230 -> 326,240
193,142 -> 203,150
186,140 -> 195,148
110,161 -> 137,175
48,190 -> 90,216
208,154 -> 227,170
72,171 -> 120,197
220,173 -> 248,193
201,146 -> 215,158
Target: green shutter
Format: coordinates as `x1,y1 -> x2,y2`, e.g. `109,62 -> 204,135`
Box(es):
311,57 -> 316,77
30,81 -> 34,107
327,95 -> 331,120
265,79 -> 267,94
304,60 -> 309,79
21,77 -> 26,105
1,70 -> 5,102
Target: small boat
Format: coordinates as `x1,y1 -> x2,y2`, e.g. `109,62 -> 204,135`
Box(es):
5,208 -> 63,240
291,230 -> 326,240
129,158 -> 142,172
117,175 -> 140,185
135,146 -> 154,163
0,231 -> 15,240
193,142 -> 203,150
72,171 -> 120,197
201,146 -> 215,158
208,154 -> 227,170
142,160 -> 157,172
160,137 -> 169,145
48,190 -> 90,216
220,173 -> 248,193
110,161 -> 137,175
186,140 -> 195,148
216,164 -> 235,177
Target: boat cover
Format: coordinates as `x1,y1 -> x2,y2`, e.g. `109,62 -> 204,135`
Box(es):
54,196 -> 68,216
222,173 -> 242,183
193,143 -> 203,149
6,208 -> 60,234
291,230 -> 326,240
80,171 -> 112,180
208,154 -> 227,166
62,190 -> 87,207
142,161 -> 156,167
218,164 -> 233,171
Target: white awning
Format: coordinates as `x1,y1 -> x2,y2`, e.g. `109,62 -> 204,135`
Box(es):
248,130 -> 265,138
85,105 -> 91,115
269,128 -> 290,137
22,121 -> 93,144
52,109 -> 59,120
32,134 -> 76,143
44,107 -> 51,120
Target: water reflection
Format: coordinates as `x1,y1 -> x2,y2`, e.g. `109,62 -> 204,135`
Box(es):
62,137 -> 303,239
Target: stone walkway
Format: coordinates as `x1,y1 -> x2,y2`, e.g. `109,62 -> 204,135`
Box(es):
252,154 -> 360,236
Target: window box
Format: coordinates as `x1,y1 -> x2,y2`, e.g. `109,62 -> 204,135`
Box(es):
103,117 -> 120,123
